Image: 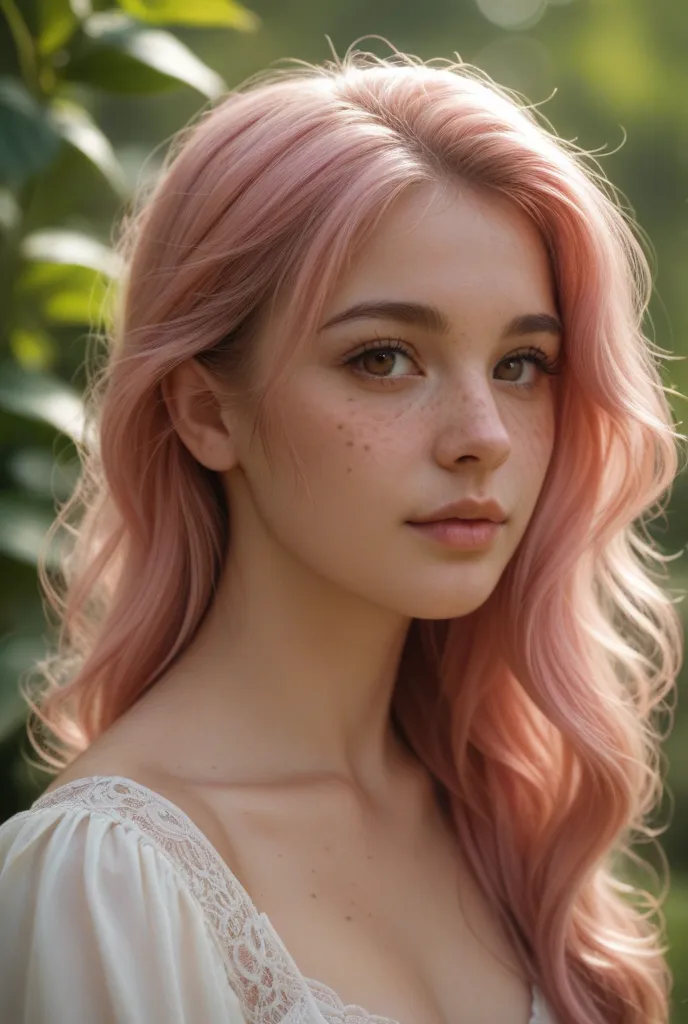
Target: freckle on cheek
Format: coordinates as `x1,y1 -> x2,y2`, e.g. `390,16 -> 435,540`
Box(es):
346,441 -> 353,447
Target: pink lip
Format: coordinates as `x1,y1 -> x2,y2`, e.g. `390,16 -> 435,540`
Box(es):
408,518 -> 503,550
410,496 -> 507,524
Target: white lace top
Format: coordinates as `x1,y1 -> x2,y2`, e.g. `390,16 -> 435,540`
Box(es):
0,775 -> 558,1024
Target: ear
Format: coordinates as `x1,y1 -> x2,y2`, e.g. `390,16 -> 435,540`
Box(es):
161,357 -> 238,472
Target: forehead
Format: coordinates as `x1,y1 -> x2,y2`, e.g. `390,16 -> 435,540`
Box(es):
329,180 -> 557,319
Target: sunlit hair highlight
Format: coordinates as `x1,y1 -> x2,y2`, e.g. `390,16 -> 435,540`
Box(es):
22,39 -> 685,1024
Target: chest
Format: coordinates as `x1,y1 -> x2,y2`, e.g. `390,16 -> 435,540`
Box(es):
190,782 -> 533,1024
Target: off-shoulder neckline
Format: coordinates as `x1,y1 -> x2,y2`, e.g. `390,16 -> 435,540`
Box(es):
31,774 -> 547,1024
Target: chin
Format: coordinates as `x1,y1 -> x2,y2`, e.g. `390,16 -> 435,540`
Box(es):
402,584 -> 498,622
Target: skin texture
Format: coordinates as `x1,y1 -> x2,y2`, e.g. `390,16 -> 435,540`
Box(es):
139,178 -> 561,807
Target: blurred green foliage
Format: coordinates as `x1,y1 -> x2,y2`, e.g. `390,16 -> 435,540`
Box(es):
0,0 -> 257,762
1,0 -> 687,1015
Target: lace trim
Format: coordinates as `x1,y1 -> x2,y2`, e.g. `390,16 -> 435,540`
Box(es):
32,775 -> 546,1024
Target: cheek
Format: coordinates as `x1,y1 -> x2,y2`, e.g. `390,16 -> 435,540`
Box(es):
257,391 -> 407,573
281,388 -> 410,481
515,402 -> 556,495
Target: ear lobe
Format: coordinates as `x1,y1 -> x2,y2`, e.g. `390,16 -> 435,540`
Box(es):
161,357 -> 238,472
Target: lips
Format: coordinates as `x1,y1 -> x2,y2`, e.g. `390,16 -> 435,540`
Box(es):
409,497 -> 507,525
408,517 -> 503,549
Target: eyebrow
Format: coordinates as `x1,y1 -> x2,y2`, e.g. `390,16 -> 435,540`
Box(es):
318,300 -> 563,339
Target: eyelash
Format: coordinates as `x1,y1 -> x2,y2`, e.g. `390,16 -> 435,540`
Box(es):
342,335 -> 563,391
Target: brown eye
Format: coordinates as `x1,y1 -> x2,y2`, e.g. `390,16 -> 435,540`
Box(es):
343,339 -> 562,391
344,338 -> 419,384
495,348 -> 563,391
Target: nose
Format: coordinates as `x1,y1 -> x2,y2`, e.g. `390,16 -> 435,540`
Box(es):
430,375 -> 511,470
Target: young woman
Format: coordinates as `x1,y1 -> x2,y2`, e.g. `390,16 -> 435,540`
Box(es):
0,42 -> 682,1024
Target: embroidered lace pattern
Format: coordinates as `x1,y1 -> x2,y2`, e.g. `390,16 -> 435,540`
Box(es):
32,776 -> 549,1024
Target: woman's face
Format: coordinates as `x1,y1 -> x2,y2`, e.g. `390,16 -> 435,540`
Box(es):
223,180 -> 562,620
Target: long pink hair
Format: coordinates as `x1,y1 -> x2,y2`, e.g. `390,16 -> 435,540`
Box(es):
22,42 -> 685,1024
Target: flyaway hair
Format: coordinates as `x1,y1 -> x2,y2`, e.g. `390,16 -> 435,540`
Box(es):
21,39 -> 685,1024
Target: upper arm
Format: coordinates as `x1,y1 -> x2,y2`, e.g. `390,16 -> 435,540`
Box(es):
0,807 -> 248,1024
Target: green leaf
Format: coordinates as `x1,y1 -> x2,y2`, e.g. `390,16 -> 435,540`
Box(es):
0,78 -> 62,187
0,361 -> 86,444
9,327 -> 59,372
7,446 -> 79,501
48,99 -> 130,198
62,11 -> 227,98
16,260 -> 111,326
15,230 -> 120,327
20,229 -> 122,278
37,0 -> 80,56
0,186 -> 21,233
53,277 -> 110,323
116,0 -> 260,30
0,633 -> 45,741
0,494 -> 60,568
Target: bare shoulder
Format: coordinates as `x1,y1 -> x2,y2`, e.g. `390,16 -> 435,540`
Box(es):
39,717 -> 245,876
41,706 -> 160,794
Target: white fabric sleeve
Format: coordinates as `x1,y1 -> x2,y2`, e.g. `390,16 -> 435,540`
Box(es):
0,805 -> 249,1024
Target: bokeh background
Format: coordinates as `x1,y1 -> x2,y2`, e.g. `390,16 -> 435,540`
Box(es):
1,0 -> 687,1014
